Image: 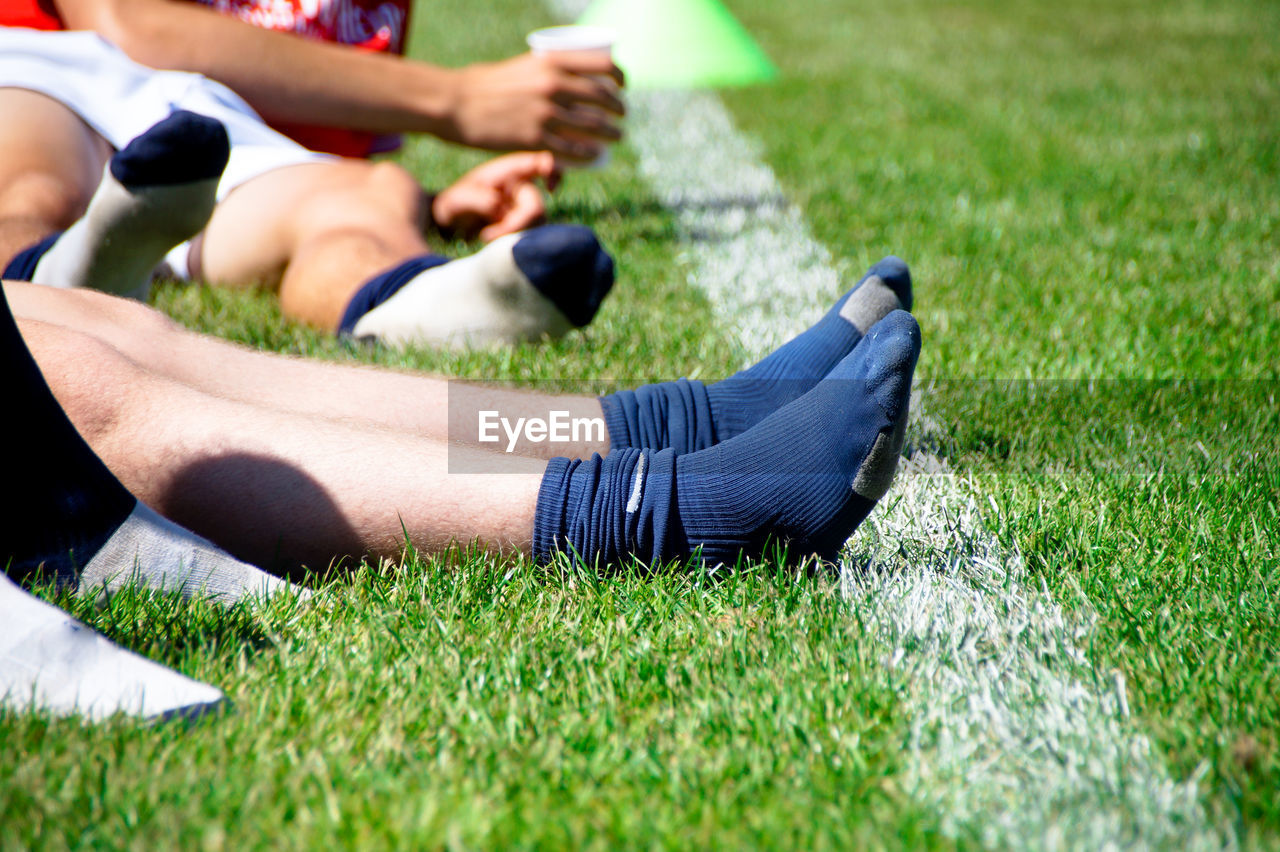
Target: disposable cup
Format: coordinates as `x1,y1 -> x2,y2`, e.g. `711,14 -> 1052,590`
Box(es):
527,25 -> 619,168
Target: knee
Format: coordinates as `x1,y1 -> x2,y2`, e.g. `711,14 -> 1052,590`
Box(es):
363,161 -> 429,225
300,161 -> 428,236
0,170 -> 95,230
12,284 -> 182,359
80,288 -> 182,341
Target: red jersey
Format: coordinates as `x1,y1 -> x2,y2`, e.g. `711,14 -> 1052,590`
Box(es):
193,0 -> 414,157
1,0 -> 62,29
0,0 -> 413,158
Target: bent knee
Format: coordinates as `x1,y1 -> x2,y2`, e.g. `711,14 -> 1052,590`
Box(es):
299,160 -> 428,235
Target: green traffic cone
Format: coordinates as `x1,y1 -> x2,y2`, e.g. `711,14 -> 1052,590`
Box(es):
578,0 -> 777,89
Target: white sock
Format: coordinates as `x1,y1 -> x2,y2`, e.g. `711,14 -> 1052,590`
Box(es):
0,574 -> 226,722
79,502 -> 299,604
352,234 -> 570,347
351,224 -> 614,348
32,166 -> 218,300
31,110 -> 228,298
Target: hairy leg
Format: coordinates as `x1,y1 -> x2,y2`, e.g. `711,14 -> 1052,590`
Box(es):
17,313 -> 545,568
4,280 -> 611,458
0,88 -> 111,268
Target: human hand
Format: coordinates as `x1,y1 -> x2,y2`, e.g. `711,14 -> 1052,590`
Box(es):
432,151 -> 562,242
449,52 -> 624,163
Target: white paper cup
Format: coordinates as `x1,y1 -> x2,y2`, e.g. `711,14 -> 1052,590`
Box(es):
527,25 -> 619,168
527,25 -> 616,56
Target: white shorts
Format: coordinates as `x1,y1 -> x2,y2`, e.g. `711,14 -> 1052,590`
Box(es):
0,28 -> 333,276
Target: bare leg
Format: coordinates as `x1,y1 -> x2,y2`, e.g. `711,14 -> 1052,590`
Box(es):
4,280 -> 612,458
17,313 -> 545,568
197,159 -> 432,329
0,89 -> 111,267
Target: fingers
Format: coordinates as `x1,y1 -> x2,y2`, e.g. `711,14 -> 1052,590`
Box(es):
463,151 -> 561,193
479,182 -> 546,243
539,51 -> 626,88
546,67 -> 626,117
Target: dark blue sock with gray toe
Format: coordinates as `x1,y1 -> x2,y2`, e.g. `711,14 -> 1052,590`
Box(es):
601,256 -> 912,453
535,310 -> 922,568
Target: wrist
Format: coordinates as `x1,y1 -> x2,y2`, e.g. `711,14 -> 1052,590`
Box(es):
408,64 -> 467,143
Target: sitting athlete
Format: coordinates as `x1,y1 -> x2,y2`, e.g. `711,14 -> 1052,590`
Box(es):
0,278 -> 297,721
0,31 -> 616,347
0,255 -> 917,720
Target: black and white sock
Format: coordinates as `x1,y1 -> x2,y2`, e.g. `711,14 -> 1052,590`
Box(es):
343,225 -> 614,347
2,111 -> 228,299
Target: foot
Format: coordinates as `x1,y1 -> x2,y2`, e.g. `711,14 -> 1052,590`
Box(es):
535,310 -> 922,566
77,502 -> 298,603
346,224 -> 614,348
601,256 -> 912,452
27,110 -> 228,298
0,574 -> 227,721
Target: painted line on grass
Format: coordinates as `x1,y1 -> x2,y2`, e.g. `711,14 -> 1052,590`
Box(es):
546,2 -> 1217,843
622,88 -> 1218,848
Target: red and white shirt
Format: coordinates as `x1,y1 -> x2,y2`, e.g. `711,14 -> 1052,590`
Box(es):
0,0 -> 413,158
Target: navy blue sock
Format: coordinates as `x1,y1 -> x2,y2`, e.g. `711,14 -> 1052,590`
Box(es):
535,310 -> 921,567
109,110 -> 230,187
0,290 -> 136,587
338,254 -> 450,334
511,224 -> 614,328
2,232 -> 60,280
601,256 -> 912,453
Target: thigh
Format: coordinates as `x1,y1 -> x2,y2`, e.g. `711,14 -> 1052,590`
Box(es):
0,88 -> 112,227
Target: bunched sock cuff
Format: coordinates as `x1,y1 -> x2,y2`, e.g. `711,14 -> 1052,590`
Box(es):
599,378 -> 717,454
533,448 -> 679,567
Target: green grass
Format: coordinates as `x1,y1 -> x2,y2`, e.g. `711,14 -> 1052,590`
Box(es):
3,0 -> 1278,847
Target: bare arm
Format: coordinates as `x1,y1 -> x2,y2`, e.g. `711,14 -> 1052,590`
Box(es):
54,0 -> 624,159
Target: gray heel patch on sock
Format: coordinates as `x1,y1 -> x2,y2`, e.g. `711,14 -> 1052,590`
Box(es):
851,397 -> 911,500
839,276 -> 904,335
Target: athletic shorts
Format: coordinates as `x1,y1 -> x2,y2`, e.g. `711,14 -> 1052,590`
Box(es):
0,28 -> 333,276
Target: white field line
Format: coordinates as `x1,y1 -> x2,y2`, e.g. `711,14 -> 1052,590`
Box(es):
621,88 -> 1219,849
546,1 -> 1218,844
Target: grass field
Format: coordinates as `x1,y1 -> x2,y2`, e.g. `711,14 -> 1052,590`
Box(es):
3,0 -> 1277,848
